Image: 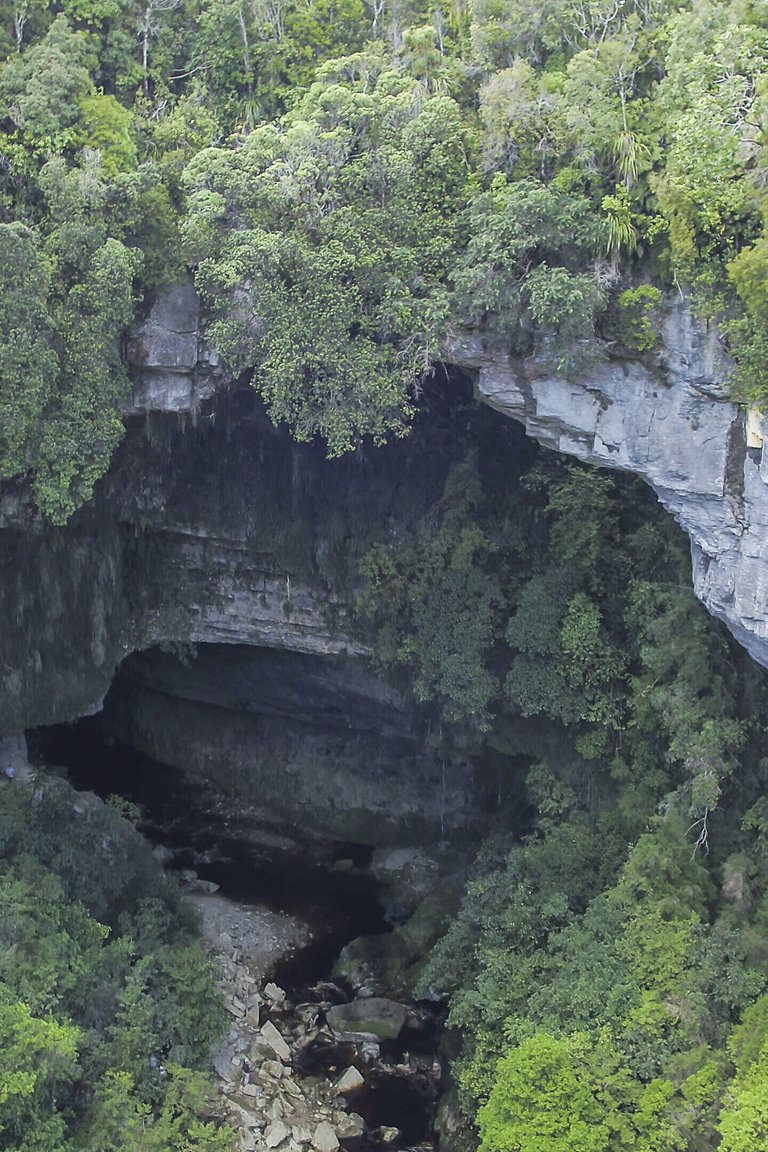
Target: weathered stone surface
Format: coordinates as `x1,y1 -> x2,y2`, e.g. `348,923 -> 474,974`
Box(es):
449,301 -> 768,672
126,281 -> 222,414
265,1120 -> 290,1148
331,1067 -> 365,1095
326,998 -> 408,1042
123,281 -> 768,674
311,1122 -> 339,1152
261,1020 -> 292,1062
334,1113 -> 366,1140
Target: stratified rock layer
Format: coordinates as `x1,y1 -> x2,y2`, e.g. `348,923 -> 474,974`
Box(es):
128,283 -> 768,672
449,302 -> 768,670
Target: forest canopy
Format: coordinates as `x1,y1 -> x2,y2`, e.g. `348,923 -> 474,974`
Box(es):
0,0 -> 766,515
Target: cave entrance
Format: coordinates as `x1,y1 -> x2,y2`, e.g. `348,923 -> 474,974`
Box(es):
33,708 -> 393,980
29,643 -> 462,1151
29,626 -> 499,969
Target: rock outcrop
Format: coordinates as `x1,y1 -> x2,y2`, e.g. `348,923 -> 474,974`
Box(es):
128,284 -> 768,672
448,304 -> 768,671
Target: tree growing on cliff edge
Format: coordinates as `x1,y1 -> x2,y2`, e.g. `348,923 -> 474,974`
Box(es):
183,52 -> 473,456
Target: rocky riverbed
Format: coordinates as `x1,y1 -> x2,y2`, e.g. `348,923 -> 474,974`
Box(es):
193,887 -> 441,1152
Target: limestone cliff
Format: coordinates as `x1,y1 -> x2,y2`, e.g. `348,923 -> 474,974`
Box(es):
0,313 -> 491,844
128,284 -> 768,672
448,302 -> 768,671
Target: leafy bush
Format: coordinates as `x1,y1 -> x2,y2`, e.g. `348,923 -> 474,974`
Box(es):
0,776 -> 231,1150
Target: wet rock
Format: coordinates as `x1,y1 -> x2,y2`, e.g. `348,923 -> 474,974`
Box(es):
434,1082 -> 476,1152
312,1121 -> 340,1152
326,998 -> 408,1043
331,1067 -> 365,1096
261,1020 -> 292,1062
333,877 -> 463,997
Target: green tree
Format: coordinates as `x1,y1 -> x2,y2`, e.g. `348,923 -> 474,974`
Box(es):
0,223 -> 59,482
184,55 -> 472,453
0,987 -> 80,1150
478,1032 -> 680,1152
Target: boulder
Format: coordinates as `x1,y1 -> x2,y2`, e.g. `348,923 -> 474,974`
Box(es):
261,1020 -> 292,1062
335,1113 -> 366,1140
265,1120 -> 290,1149
331,1066 -> 365,1095
326,998 -> 408,1043
312,1122 -> 340,1152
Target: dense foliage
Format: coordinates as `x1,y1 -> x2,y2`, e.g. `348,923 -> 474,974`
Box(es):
1,0 -> 767,514
0,775 -> 232,1150
360,449 -> 768,1151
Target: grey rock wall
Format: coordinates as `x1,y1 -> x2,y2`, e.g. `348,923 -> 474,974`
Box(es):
448,304 -> 768,672
127,284 -> 768,671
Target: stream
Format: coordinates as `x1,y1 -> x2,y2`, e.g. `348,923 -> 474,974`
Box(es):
31,719 -> 447,1151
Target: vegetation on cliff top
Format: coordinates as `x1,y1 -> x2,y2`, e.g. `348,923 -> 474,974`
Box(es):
0,0 -> 767,515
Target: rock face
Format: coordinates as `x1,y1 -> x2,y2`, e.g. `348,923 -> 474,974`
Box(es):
126,281 -> 224,413
4,279 -> 768,799
449,302 -> 768,671
103,645 -> 478,846
0,301 -> 493,845
126,283 -> 768,672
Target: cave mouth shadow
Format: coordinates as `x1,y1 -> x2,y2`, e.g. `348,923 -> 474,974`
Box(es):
30,711 -> 391,968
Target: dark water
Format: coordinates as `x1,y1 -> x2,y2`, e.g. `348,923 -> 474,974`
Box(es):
31,717 -> 444,1148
